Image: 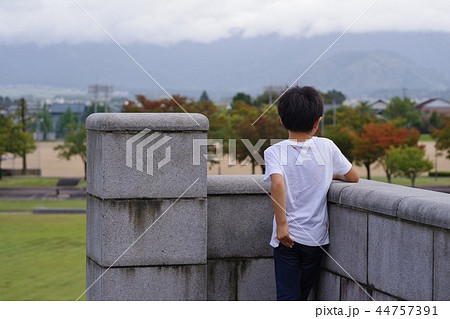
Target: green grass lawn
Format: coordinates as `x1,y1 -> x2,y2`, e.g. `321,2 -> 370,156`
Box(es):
419,134 -> 435,142
0,212 -> 86,300
0,176 -> 59,187
372,176 -> 450,187
0,200 -> 86,211
0,176 -> 86,188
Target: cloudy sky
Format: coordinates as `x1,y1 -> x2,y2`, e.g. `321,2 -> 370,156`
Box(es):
1,0 -> 450,46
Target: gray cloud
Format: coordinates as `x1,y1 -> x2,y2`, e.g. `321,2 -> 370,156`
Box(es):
1,0 -> 450,45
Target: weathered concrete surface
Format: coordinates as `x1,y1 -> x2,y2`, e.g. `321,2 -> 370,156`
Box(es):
338,183 -> 443,217
317,271 -> 340,301
207,194 -> 273,259
340,277 -> 372,301
86,112 -> 450,301
207,175 -> 270,194
87,258 -> 206,301
87,131 -> 207,199
398,196 -> 450,229
86,113 -> 209,132
372,290 -> 399,301
325,204 -> 367,283
433,228 -> 450,301
87,196 -> 207,267
368,214 -> 433,300
207,258 -> 276,301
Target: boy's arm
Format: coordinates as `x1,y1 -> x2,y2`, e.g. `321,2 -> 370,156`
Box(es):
270,173 -> 294,248
333,167 -> 360,183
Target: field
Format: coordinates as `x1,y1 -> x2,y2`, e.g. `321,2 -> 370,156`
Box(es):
372,176 -> 450,187
0,176 -> 85,188
0,212 -> 86,301
0,200 -> 86,211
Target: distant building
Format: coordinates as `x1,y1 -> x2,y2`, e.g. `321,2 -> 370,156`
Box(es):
368,99 -> 389,114
49,102 -> 87,132
415,98 -> 450,117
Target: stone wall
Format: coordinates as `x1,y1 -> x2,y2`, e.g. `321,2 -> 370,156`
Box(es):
207,175 -> 276,300
86,113 -> 450,301
86,113 -> 209,300
322,179 -> 450,301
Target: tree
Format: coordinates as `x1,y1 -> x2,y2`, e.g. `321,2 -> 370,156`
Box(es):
254,88 -> 281,107
56,107 -> 78,138
14,98 -> 36,174
34,103 -> 52,140
324,126 -> 354,163
0,112 -> 14,179
122,100 -> 142,112
229,101 -> 286,174
322,90 -> 346,105
352,122 -> 419,181
54,124 -> 87,180
323,104 -> 378,130
432,118 -> 450,159
384,97 -> 422,129
429,111 -> 444,131
386,146 -> 433,187
199,90 -> 210,102
82,102 -> 111,122
232,92 -> 253,106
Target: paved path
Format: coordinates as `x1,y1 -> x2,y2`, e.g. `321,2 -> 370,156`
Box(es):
0,187 -> 86,200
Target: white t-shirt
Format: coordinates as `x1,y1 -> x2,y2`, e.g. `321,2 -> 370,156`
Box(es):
263,137 -> 352,248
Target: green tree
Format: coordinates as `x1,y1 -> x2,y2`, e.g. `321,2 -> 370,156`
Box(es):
230,101 -> 286,174
352,122 -> 419,181
429,111 -> 445,131
14,98 -> 36,174
34,103 -> 52,140
384,97 -> 422,129
82,102 -> 111,122
431,118 -> 450,159
254,89 -> 280,107
324,126 -> 354,163
0,111 -> 14,179
386,146 -> 433,187
322,90 -> 346,105
323,104 -> 378,130
199,90 -> 210,102
56,107 -> 78,138
54,124 -> 87,180
232,92 -> 253,106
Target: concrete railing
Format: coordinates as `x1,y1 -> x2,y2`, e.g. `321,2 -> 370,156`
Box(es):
322,179 -> 450,301
86,113 -> 450,301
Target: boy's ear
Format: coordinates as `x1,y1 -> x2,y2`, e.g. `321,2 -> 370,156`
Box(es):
313,117 -> 322,130
279,117 -> 283,125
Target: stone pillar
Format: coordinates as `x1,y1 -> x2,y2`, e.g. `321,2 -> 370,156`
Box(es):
85,113 -> 209,300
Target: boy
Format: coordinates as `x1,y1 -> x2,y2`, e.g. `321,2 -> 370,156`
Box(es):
263,85 -> 359,301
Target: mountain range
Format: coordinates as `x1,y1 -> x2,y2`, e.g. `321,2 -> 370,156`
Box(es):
1,32 -> 450,101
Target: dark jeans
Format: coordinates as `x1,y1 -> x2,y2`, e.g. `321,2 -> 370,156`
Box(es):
273,242 -> 324,301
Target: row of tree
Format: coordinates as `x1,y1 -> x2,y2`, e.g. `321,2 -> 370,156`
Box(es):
2,91 -> 449,184
0,99 -> 36,177
121,91 -> 450,185
0,97 -> 89,178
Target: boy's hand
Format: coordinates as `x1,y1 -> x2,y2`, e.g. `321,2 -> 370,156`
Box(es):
277,222 -> 294,248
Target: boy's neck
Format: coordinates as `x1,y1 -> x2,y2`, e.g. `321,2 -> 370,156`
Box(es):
288,130 -> 315,143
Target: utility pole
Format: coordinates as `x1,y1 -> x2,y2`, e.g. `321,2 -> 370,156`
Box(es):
88,85 -> 114,113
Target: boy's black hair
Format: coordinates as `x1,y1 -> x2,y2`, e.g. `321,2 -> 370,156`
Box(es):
277,85 -> 324,132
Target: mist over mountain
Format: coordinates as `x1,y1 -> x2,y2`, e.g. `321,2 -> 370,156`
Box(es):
1,32 -> 450,101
